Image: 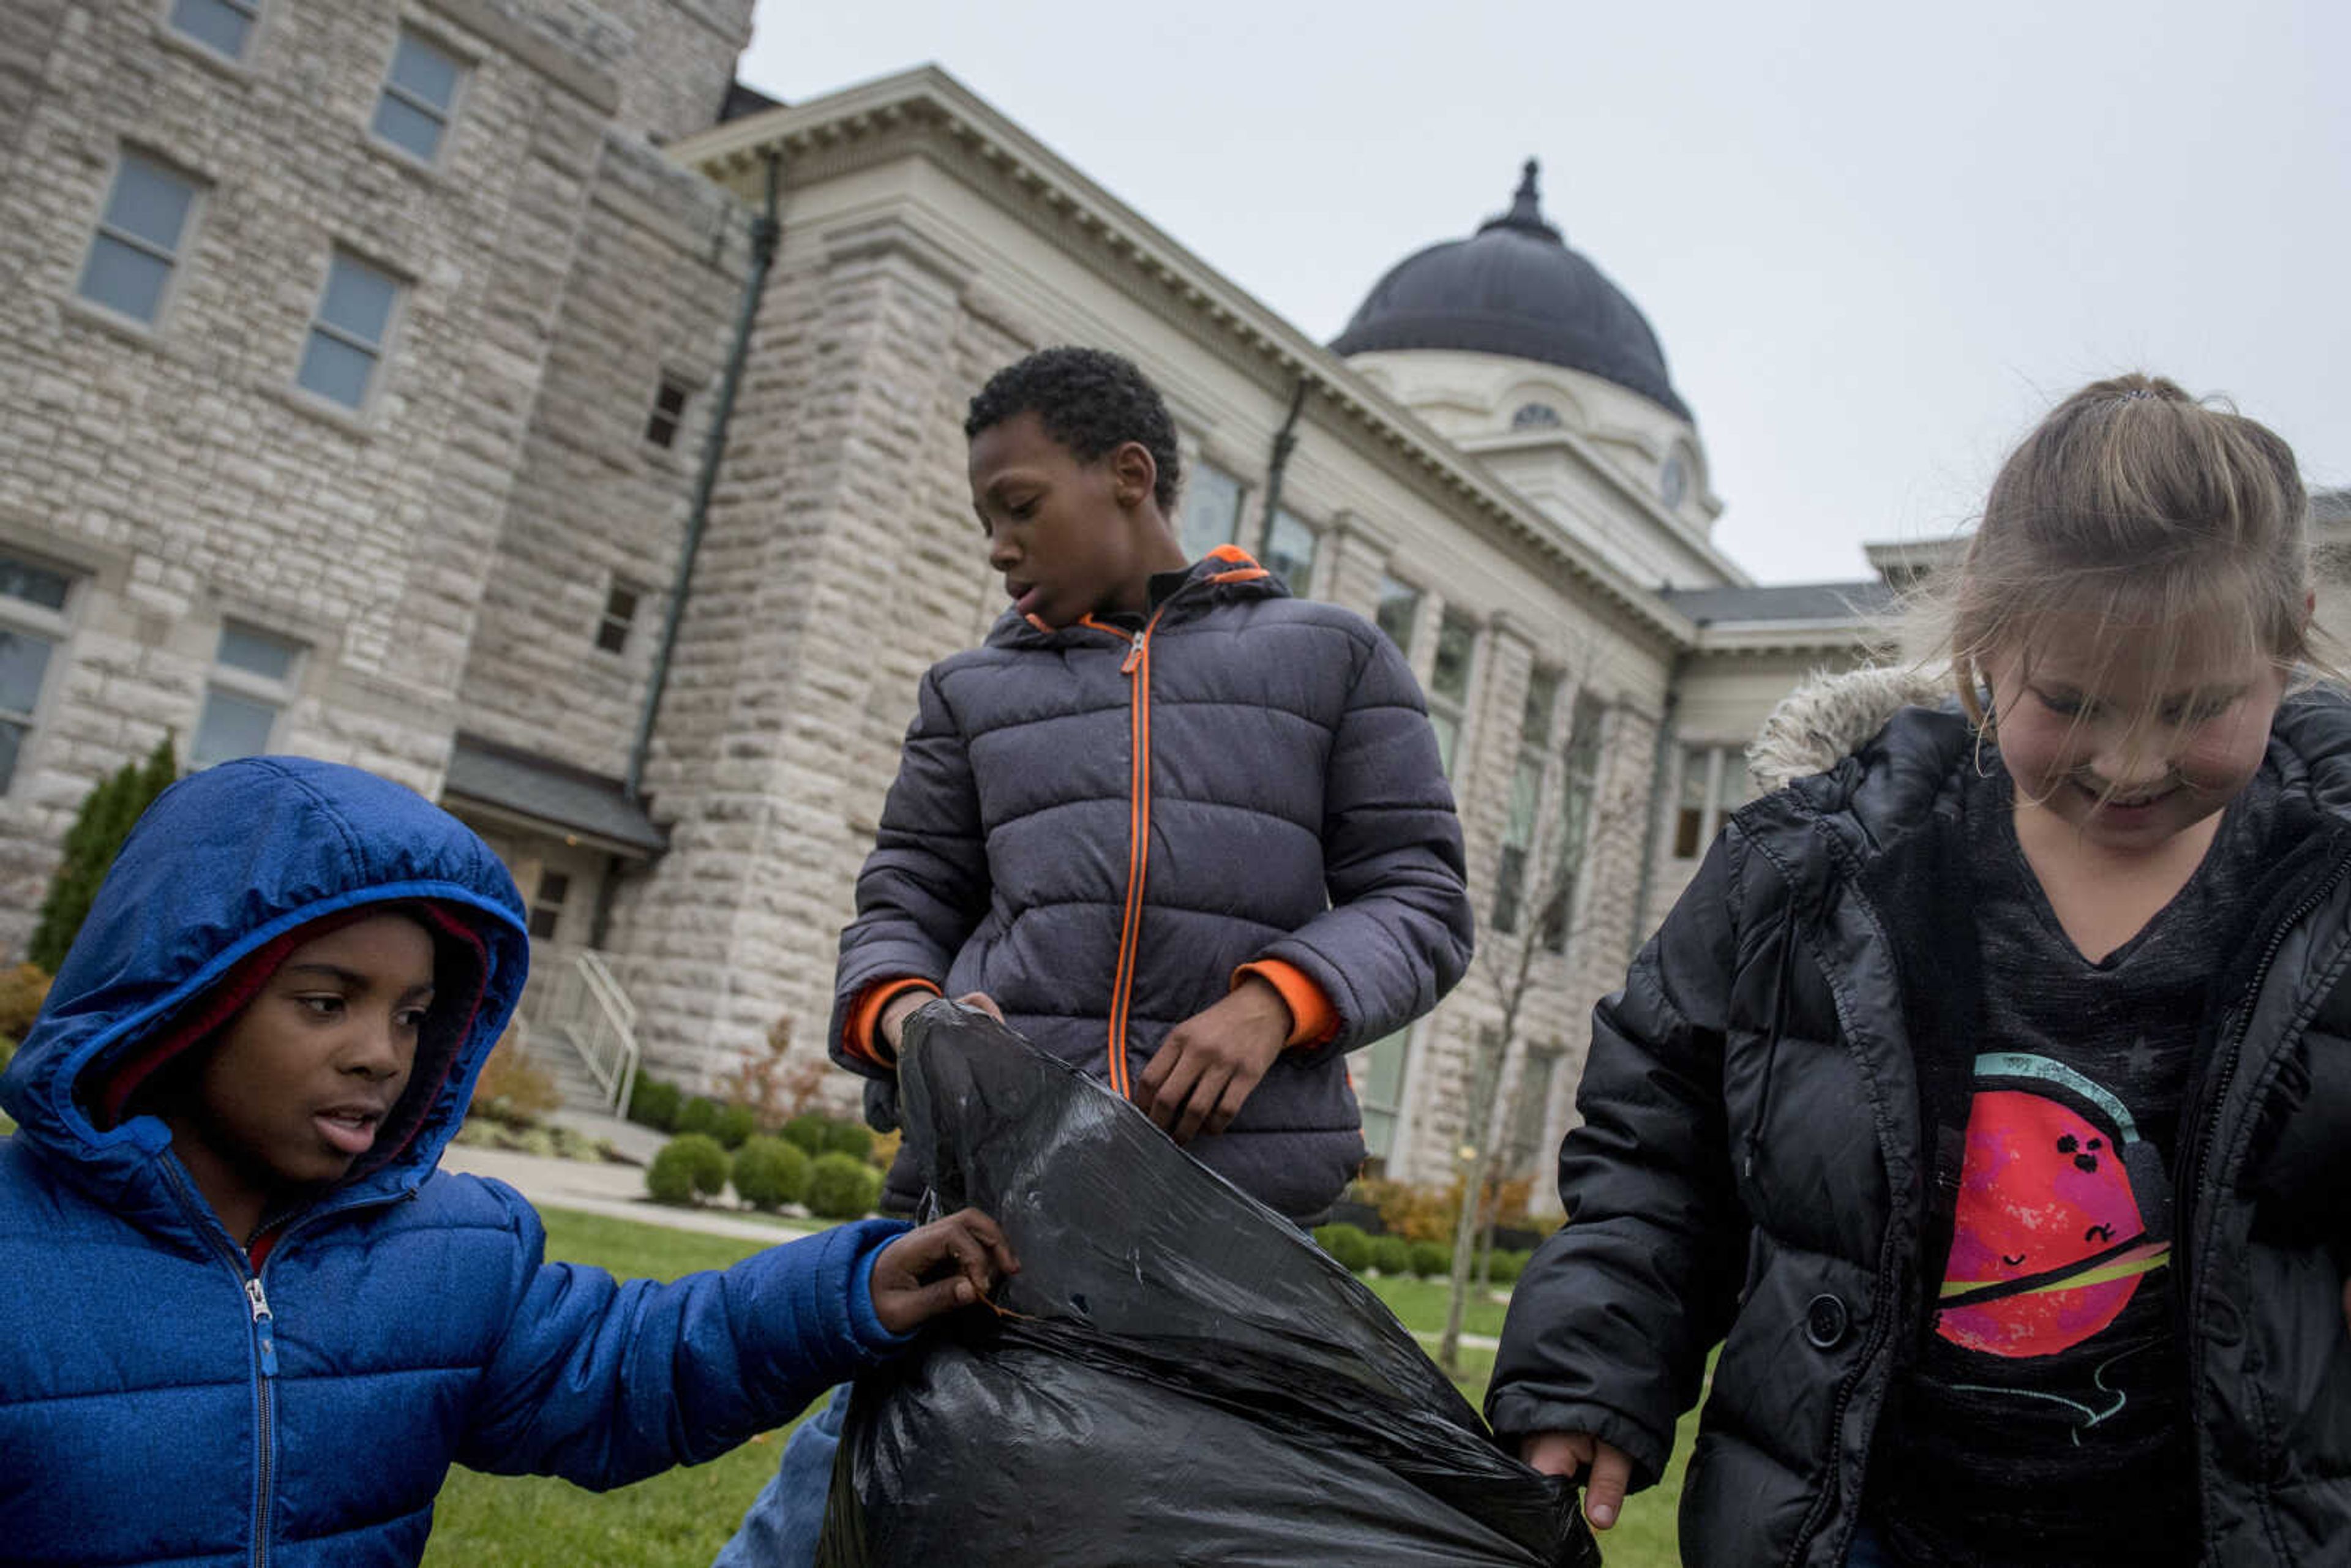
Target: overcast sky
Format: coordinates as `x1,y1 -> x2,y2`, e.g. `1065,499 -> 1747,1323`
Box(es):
741,1 -> 2347,585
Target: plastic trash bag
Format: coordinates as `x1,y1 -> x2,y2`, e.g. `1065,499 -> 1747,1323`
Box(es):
817,1002 -> 1600,1568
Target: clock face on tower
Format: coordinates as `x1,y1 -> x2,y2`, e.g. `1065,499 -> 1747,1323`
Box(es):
1661,449 -> 1689,511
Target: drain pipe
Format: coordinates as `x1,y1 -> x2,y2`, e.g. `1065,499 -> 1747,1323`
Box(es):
1255,376 -> 1310,546
626,148 -> 782,802
1628,670 -> 1681,961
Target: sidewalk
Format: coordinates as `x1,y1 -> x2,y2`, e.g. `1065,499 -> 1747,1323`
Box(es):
440,1144 -> 820,1246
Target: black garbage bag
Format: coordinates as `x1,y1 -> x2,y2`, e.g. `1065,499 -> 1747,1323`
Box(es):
817,1002 -> 1600,1567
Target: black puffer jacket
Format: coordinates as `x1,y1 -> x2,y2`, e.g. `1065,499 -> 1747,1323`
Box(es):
1488,678 -> 2351,1565
833,550 -> 1474,1222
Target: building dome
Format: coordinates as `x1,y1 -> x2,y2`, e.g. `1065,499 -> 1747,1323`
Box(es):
1332,160 -> 1690,422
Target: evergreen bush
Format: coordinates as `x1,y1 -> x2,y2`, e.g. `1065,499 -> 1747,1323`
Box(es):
1368,1235 -> 1414,1276
804,1151 -> 882,1220
781,1112 -> 831,1156
1313,1223 -> 1374,1273
675,1097 -> 721,1139
29,737 -> 177,973
1485,1249 -> 1531,1287
646,1133 -> 729,1205
730,1136 -> 811,1210
627,1075 -> 682,1132
712,1102 -> 757,1150
1409,1240 -> 1453,1278
820,1119 -> 872,1161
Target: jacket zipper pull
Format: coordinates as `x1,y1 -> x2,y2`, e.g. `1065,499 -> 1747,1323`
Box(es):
246,1277 -> 279,1378
1121,631 -> 1147,675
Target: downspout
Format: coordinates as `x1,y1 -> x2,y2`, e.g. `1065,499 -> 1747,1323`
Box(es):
1629,662 -> 1682,961
1255,375 -> 1310,546
626,148 -> 782,802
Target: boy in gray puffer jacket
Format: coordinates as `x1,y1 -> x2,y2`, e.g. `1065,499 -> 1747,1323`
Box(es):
716,345 -> 1474,1567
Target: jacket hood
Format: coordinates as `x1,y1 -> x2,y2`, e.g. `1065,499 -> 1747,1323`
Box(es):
983,544 -> 1286,651
1,757 -> 528,1231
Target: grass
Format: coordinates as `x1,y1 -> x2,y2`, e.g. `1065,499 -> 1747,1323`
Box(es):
423,1207 -> 1698,1567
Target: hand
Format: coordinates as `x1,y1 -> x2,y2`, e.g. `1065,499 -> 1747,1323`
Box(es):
868,1207 -> 1020,1335
880,989 -> 1003,1056
1522,1430 -> 1633,1531
1135,977 -> 1291,1144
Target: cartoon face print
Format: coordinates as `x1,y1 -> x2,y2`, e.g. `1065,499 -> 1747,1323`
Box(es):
1937,1083 -> 2170,1357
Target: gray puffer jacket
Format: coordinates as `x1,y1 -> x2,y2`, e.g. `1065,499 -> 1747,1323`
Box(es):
1489,671 -> 2351,1565
831,550 -> 1474,1222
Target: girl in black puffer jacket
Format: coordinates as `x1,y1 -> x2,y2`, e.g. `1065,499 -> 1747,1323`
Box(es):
1491,373 -> 2351,1566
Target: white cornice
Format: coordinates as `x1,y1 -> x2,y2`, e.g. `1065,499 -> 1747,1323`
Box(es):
669,67 -> 1701,649
1691,617 -> 1892,656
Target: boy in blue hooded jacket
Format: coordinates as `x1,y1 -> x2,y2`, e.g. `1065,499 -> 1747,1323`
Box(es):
0,756 -> 1015,1568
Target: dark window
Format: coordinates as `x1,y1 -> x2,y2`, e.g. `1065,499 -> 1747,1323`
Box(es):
1374,576 -> 1420,655
644,377 -> 691,449
1178,461 -> 1245,560
596,580 -> 641,654
527,870 -> 571,940
1541,693 -> 1607,953
1511,402 -> 1562,430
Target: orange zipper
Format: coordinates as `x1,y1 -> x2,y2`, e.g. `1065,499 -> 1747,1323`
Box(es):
1081,607 -> 1168,1098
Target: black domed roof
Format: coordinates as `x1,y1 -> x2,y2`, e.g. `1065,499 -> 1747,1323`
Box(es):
1332,161 -> 1690,421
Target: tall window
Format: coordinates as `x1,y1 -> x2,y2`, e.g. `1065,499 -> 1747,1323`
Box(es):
1425,609 -> 1477,775
643,375 -> 691,449
1491,668 -> 1559,935
1508,1046 -> 1564,1174
1259,508 -> 1316,596
167,0 -> 260,61
1178,461 -> 1244,561
527,869 -> 570,940
192,623 -> 302,767
0,555 -> 76,795
1374,575 -> 1420,656
296,251 -> 401,410
1359,1026 -> 1412,1162
595,577 -> 642,654
370,28 -> 463,164
1672,743 -> 1749,860
1542,692 -> 1607,953
77,152 -> 201,326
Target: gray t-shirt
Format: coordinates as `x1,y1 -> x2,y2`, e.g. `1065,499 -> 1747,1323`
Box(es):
1868,751 -> 2274,1567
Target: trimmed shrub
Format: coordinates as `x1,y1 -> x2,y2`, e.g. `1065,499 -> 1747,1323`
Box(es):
821,1119 -> 872,1161
1368,1235 -> 1414,1277
676,1097 -> 722,1139
713,1102 -> 758,1150
732,1136 -> 811,1210
1485,1249 -> 1531,1288
628,1075 -> 682,1132
1409,1240 -> 1453,1278
647,1133 -> 729,1206
805,1151 -> 882,1221
781,1112 -> 831,1156
1313,1223 -> 1374,1274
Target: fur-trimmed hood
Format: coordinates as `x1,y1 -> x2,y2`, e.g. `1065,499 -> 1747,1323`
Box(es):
1747,665 -> 1951,793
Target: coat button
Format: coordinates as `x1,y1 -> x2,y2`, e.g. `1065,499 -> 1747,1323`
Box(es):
1805,1293 -> 1850,1349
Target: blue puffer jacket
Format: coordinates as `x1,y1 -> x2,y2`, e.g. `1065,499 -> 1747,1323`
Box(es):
833,549 -> 1475,1221
0,758 -> 911,1568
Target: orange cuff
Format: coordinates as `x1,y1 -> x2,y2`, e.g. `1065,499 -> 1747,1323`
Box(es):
1234,960 -> 1340,1049
846,978 -> 941,1067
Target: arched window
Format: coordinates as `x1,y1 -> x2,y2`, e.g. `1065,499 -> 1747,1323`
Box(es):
1510,401 -> 1562,430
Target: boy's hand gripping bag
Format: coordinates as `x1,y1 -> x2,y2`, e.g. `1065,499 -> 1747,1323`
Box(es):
817,1002 -> 1600,1567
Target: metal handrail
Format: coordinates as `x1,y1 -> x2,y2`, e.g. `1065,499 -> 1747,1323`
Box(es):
516,943 -> 642,1120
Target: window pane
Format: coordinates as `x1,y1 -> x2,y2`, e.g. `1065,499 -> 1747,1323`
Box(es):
1716,752 -> 1750,812
318,254 -> 397,346
1491,843 -> 1526,936
0,630 -> 53,716
217,624 -> 299,681
1678,747 -> 1711,810
1510,1052 -> 1559,1164
539,870 -> 571,905
78,234 -> 173,322
1430,610 -> 1475,704
1521,669 -> 1559,745
0,719 -> 23,793
192,688 -> 279,766
104,157 -> 198,252
298,331 -> 378,408
1261,509 -> 1316,595
1357,1030 -> 1409,1157
0,556 -> 72,612
167,0 -> 255,59
370,93 -> 446,162
1432,711 -> 1458,776
388,31 -> 460,110
1374,576 -> 1419,655
607,585 -> 638,620
595,619 -> 628,654
1179,463 -> 1243,561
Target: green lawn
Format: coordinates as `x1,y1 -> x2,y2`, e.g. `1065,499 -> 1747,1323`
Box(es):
424,1208 -> 1697,1567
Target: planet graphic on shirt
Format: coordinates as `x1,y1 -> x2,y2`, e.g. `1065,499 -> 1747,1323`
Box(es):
1935,1056 -> 2172,1359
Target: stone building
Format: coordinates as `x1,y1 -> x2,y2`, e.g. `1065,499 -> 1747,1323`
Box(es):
1,7 -> 1902,1206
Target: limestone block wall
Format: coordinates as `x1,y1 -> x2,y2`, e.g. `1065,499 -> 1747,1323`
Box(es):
0,0 -> 624,951
556,0 -> 754,143
454,129 -> 748,774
